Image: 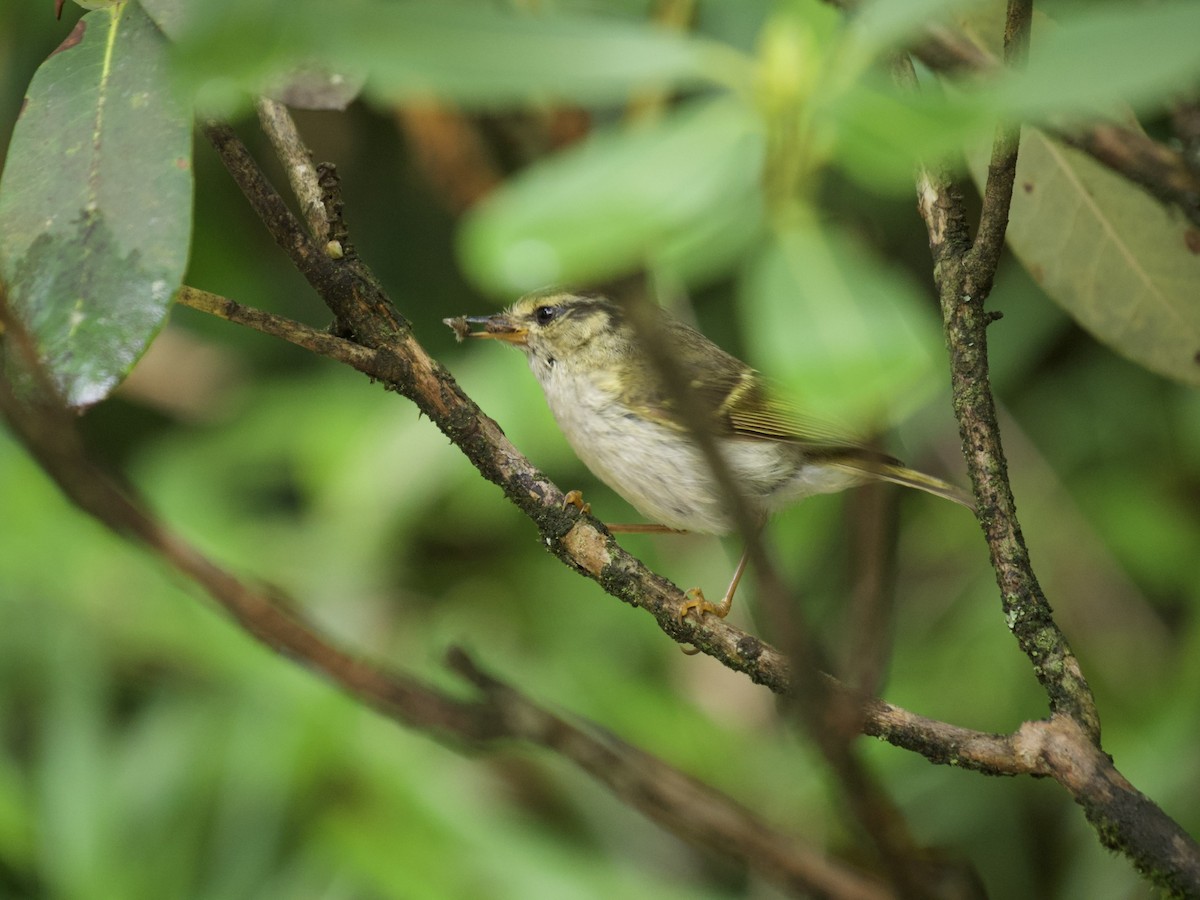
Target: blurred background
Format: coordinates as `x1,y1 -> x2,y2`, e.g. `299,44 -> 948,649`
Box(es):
2,1 -> 1198,898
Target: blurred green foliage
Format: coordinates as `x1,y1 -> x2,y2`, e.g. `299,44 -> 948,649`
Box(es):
2,1 -> 1199,898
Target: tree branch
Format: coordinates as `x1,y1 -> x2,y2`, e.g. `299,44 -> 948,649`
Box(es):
904,4 -> 1200,888
255,97 -> 329,243
968,0 -> 1029,279
909,21 -> 1099,745
919,157 -> 1200,900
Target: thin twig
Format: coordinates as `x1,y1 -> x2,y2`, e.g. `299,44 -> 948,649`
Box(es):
968,0 -> 1030,280
255,98 -> 329,242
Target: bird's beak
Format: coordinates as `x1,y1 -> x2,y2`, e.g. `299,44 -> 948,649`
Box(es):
462,314 -> 528,345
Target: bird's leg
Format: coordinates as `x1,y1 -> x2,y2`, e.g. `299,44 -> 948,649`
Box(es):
564,491 -> 691,538
606,523 -> 688,534
562,493 -> 687,534
680,547 -> 750,620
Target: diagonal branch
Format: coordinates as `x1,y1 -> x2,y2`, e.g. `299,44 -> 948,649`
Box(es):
176,279 -> 791,689
255,97 -> 329,243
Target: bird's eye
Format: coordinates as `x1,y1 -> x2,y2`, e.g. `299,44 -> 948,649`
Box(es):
534,305 -> 560,326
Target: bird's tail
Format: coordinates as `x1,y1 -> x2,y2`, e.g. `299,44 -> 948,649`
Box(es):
869,462 -> 975,511
820,451 -> 975,512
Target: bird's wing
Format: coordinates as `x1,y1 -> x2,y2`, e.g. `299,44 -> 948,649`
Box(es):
616,326 -> 974,510
616,328 -> 868,450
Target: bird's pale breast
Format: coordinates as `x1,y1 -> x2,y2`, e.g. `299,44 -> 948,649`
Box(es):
531,360 -> 858,533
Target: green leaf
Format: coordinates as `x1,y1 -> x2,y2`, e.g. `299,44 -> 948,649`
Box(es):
987,2 -> 1200,118
353,4 -> 740,106
138,0 -> 187,40
169,0 -> 747,114
458,96 -> 764,294
0,1 -> 193,407
739,220 -> 943,430
969,129 -> 1200,387
829,82 -> 990,193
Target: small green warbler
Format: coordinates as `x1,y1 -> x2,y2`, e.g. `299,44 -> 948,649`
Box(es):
449,290 -> 971,618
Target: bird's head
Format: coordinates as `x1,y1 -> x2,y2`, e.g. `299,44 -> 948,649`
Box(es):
464,291 -> 627,370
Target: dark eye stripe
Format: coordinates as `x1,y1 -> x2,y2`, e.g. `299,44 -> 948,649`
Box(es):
567,297 -> 622,323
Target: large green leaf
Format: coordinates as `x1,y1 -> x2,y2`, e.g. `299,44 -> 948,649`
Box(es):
829,81 -> 991,194
970,129 -> 1200,387
985,2 -> 1200,119
0,1 -> 193,407
168,0 -> 745,114
458,97 -> 764,294
739,220 -> 944,430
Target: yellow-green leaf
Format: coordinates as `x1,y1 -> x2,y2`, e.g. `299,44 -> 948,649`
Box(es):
971,128 -> 1200,386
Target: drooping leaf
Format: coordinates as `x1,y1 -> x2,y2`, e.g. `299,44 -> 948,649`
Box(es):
969,128 -> 1200,386
458,97 -> 764,295
0,1 -> 193,407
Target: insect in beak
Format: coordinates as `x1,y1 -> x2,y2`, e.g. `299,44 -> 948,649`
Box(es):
462,315 -> 528,345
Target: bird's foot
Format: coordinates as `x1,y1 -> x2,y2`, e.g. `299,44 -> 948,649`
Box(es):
680,586 -> 732,621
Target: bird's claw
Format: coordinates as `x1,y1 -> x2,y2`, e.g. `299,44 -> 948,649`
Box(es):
563,490 -> 591,515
